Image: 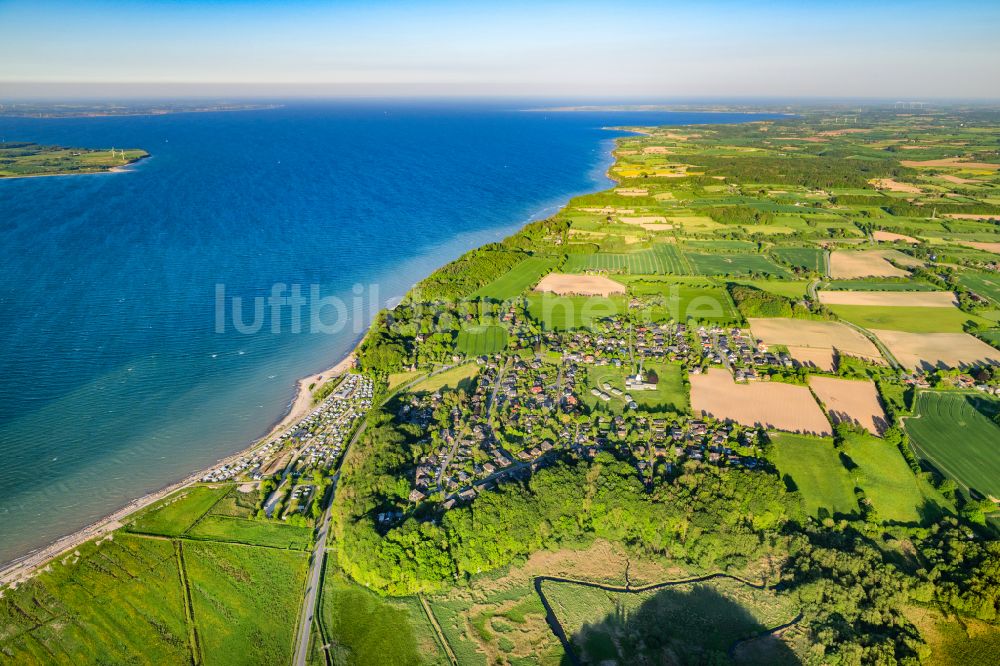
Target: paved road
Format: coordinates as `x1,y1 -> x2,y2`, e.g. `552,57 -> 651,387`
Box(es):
292,482 -> 334,666
292,419 -> 367,666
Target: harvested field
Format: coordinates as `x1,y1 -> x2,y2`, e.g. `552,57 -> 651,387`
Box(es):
817,291 -> 958,308
901,159 -> 1000,169
829,250 -> 910,278
870,330 -> 1000,370
578,207 -> 634,214
748,318 -> 884,363
870,178 -> 922,193
786,346 -> 836,371
619,215 -> 667,225
639,223 -> 675,231
615,187 -> 648,196
958,241 -> 1000,254
946,215 -> 1000,222
534,273 -> 626,297
873,230 -> 919,244
808,376 -> 888,435
690,368 -> 832,436
642,146 -> 672,154
939,174 -> 981,184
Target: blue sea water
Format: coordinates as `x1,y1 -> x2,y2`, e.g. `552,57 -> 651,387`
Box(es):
0,103 -> 774,564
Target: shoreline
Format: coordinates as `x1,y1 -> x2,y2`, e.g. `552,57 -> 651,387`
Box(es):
0,347 -> 359,587
0,123 -> 625,587
0,153 -> 150,180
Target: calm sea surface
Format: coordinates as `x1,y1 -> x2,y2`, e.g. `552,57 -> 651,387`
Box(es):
0,103 -> 774,564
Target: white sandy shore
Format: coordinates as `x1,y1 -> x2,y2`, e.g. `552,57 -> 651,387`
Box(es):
0,350 -> 357,587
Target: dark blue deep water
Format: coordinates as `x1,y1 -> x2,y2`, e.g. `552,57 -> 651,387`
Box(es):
0,103 -> 772,563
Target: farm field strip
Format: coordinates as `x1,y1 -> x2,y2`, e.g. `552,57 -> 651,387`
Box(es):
904,391 -> 1000,499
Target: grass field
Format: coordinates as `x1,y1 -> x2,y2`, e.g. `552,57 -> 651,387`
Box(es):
958,270 -> 1000,305
408,363 -> 480,394
904,391 -> 1000,499
768,433 -> 858,518
185,540 -> 308,665
582,362 -> 689,414
730,279 -> 811,299
319,564 -> 447,666
563,244 -> 689,274
127,485 -> 230,536
526,293 -> 626,330
186,514 -> 313,549
455,324 -> 509,356
540,578 -> 799,664
840,432 -> 950,524
906,605 -> 1000,666
0,533 -> 192,663
828,304 -> 993,333
772,247 -> 827,273
686,253 -> 790,277
471,257 -> 555,300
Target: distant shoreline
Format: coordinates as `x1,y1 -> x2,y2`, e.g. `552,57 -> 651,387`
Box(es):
0,104 -> 282,119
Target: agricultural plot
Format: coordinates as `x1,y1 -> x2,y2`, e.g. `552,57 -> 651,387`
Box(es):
828,250 -> 910,278
904,391 -> 1000,500
827,305 -> 990,333
686,253 -> 790,278
690,368 -> 832,436
817,291 -> 958,308
471,257 -> 555,300
772,247 -> 827,273
127,484 -> 230,537
534,272 -> 626,296
455,325 -> 509,356
841,432 -> 949,524
768,433 -> 858,518
563,244 -> 689,274
808,376 -> 888,435
869,330 -> 1000,369
540,577 -> 799,665
320,565 -> 447,666
526,293 -> 626,330
730,279 -> 810,299
184,541 -> 308,665
748,318 -> 884,364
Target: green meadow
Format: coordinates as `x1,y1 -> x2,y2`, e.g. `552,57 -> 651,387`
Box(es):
772,247 -> 827,273
526,293 -> 626,330
583,361 -> 689,414
455,324 -> 509,356
841,432 -> 950,524
471,256 -> 555,300
827,305 -> 993,333
127,484 -> 230,537
768,433 -> 858,518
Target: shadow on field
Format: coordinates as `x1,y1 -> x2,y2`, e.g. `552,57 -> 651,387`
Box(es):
559,585 -> 801,665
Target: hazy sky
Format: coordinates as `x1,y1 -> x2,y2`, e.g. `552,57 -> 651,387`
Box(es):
1,0 -> 999,99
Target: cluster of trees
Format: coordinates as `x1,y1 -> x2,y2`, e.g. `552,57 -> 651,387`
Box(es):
727,283 -> 815,319
685,155 -> 903,189
914,519 -> 1000,621
332,411 -> 794,594
409,245 -> 526,302
704,205 -> 775,226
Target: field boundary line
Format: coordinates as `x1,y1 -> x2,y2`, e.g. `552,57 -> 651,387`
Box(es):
182,486 -> 239,537
175,540 -> 202,665
419,595 -> 458,666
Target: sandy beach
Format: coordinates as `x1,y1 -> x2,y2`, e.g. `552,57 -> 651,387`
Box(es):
0,349 -> 357,587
